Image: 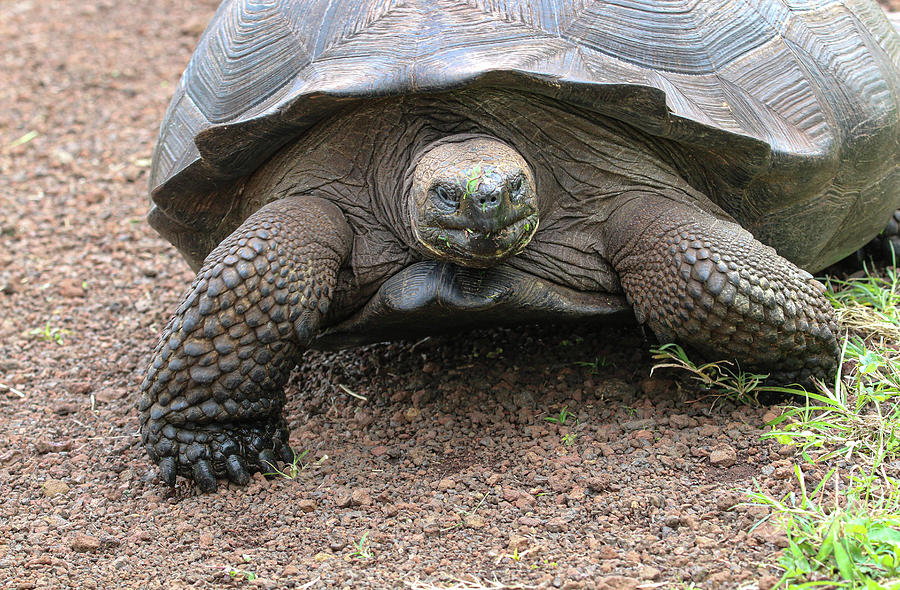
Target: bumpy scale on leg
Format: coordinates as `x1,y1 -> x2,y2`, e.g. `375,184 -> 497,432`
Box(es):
138,197 -> 351,492
607,196 -> 839,383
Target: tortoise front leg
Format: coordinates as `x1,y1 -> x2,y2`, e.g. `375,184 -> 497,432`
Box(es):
138,196 -> 352,492
604,194 -> 839,383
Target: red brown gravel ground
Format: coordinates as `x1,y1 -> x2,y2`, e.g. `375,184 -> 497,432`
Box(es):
1,1 -> 896,589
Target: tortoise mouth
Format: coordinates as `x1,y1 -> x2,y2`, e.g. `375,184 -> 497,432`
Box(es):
417,211 -> 539,268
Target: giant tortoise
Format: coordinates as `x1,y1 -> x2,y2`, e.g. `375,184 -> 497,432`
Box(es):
140,0 -> 900,491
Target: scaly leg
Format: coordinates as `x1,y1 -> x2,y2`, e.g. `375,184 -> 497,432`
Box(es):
605,195 -> 839,383
139,196 -> 351,492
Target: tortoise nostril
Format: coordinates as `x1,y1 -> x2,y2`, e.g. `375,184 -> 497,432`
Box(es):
477,194 -> 499,207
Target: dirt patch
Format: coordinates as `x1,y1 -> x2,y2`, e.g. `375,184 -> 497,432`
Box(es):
0,1 -> 894,589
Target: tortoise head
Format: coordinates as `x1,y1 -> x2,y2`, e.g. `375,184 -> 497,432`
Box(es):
409,136 -> 539,268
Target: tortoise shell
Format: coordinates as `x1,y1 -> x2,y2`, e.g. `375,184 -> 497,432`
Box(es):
149,0 -> 900,272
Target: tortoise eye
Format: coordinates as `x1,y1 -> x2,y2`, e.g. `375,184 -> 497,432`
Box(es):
434,185 -> 459,208
510,175 -> 524,195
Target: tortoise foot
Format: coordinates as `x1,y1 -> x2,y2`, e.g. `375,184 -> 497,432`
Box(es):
145,416 -> 294,492
138,196 -> 352,492
608,196 -> 839,384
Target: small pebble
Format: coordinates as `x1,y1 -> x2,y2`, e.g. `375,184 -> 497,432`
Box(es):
709,443 -> 737,467
43,479 -> 70,497
70,533 -> 101,553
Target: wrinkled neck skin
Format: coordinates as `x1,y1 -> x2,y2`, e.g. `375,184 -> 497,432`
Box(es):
248,89 -> 726,249
241,89 -> 730,311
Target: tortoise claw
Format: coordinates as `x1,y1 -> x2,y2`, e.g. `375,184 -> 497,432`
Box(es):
225,454 -> 250,486
142,415 -> 293,492
259,449 -> 279,474
159,456 -> 177,487
278,443 -> 294,465
192,459 -> 218,493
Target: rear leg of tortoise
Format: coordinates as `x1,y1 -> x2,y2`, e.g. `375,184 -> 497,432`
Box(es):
604,194 -> 839,384
138,196 -> 352,492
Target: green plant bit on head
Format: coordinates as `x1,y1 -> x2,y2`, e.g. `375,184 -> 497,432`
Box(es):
461,162 -> 490,200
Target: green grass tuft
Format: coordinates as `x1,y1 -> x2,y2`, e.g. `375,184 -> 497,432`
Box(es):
348,531 -> 373,560
649,342 -> 807,406
653,264 -> 900,588
262,448 -> 328,480
745,466 -> 900,588
758,266 -> 900,588
27,321 -> 70,345
544,405 -> 570,425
